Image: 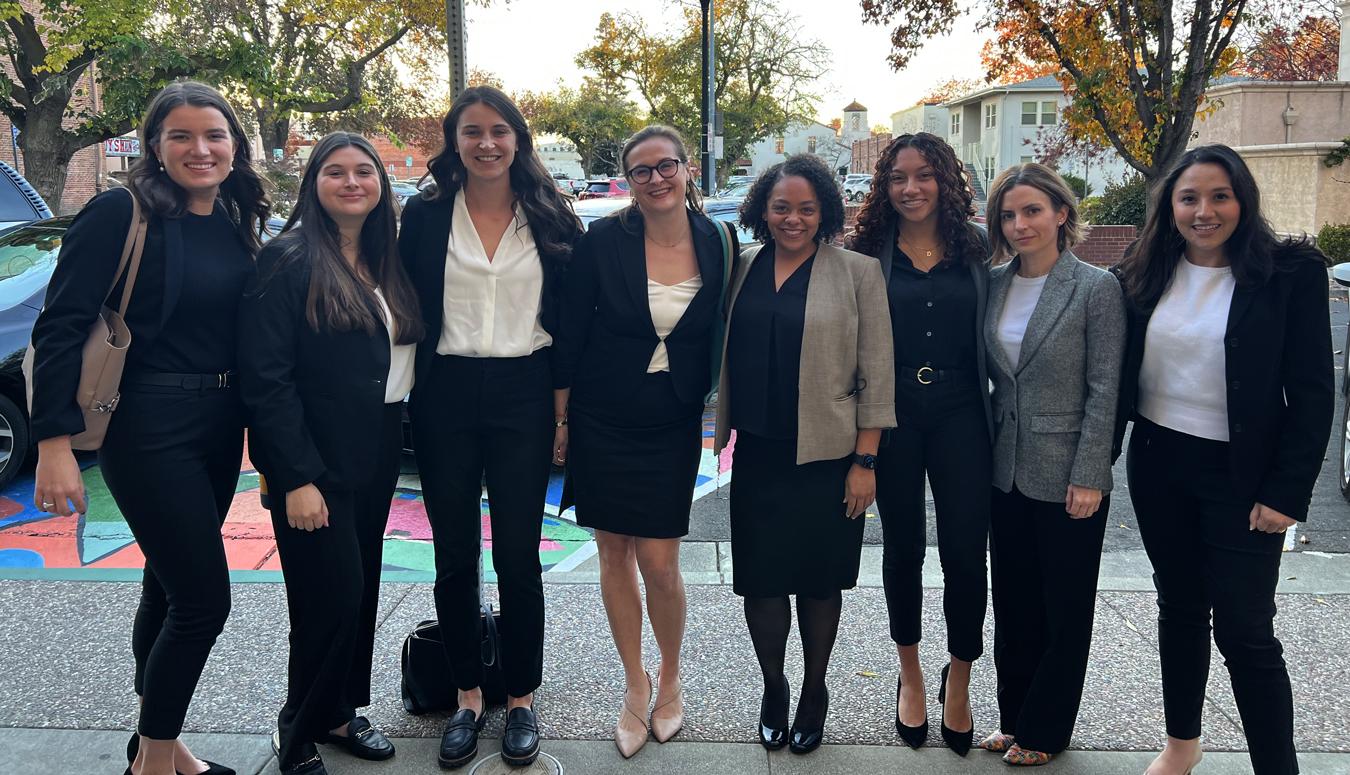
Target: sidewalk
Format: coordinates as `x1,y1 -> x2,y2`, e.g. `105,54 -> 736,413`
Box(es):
1,545 -> 1347,774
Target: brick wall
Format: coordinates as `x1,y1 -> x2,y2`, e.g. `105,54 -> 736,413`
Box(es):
0,55 -> 105,214
363,135 -> 432,181
850,134 -> 892,174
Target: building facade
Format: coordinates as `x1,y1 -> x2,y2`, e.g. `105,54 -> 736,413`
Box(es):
890,103 -> 945,137
537,141 -> 585,180
747,120 -> 852,176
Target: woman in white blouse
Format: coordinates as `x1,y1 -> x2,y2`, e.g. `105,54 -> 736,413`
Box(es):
1114,145 -> 1332,775
398,87 -> 583,770
552,126 -> 736,758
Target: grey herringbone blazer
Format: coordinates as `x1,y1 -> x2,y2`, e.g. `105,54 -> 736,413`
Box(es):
984,250 -> 1126,501
714,242 -> 896,464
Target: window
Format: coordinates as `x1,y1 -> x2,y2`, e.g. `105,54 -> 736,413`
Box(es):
984,103 -> 998,129
775,137 -> 784,154
1041,101 -> 1058,125
807,136 -> 817,154
985,156 -> 997,182
1021,101 -> 1038,125
1020,155 -> 1034,164
950,113 -> 961,135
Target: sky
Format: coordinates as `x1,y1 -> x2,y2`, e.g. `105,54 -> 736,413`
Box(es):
460,0 -> 992,127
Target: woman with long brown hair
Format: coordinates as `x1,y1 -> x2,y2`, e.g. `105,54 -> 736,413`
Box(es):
847,132 -> 992,755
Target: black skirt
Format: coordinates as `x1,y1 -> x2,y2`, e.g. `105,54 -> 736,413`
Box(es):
729,431 -> 862,597
566,371 -> 704,539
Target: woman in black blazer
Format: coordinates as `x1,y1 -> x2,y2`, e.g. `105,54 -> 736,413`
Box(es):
846,132 -> 992,755
240,133 -> 421,775
1114,145 -> 1332,775
399,86 -> 581,769
552,125 -> 734,758
29,82 -> 268,775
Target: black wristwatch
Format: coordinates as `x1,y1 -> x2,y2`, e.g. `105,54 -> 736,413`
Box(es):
851,453 -> 877,470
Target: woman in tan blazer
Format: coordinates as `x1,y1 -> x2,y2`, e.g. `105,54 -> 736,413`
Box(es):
714,154 -> 895,755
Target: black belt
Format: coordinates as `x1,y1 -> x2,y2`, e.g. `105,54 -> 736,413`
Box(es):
898,365 -> 970,385
126,371 -> 236,390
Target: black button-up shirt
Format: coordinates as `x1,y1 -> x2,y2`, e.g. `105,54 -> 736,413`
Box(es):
887,251 -> 977,371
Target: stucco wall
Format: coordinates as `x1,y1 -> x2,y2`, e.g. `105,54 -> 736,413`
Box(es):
1237,143 -> 1350,235
1194,83 -> 1350,148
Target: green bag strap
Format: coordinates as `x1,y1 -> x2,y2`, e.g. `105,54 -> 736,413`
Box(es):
707,219 -> 735,403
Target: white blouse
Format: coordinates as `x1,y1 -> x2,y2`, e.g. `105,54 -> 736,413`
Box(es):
1138,258 -> 1236,441
435,191 -> 551,358
646,275 -> 702,373
997,273 -> 1049,368
374,288 -> 416,404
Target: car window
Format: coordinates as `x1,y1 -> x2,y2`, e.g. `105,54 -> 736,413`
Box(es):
707,209 -> 757,246
616,181 -> 630,192
0,223 -> 65,308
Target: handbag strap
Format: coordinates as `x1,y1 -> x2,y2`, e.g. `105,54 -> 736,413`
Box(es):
111,188 -> 148,316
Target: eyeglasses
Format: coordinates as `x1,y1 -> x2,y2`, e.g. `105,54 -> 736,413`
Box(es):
625,158 -> 683,184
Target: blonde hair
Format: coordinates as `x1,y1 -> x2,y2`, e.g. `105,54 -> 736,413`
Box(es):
985,162 -> 1085,263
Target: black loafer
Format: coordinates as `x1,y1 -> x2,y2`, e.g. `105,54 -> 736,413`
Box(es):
280,753 -> 328,775
438,708 -> 485,769
322,716 -> 395,761
500,706 -> 541,767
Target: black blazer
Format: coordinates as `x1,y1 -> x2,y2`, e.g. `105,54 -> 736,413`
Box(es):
1111,252 -> 1333,521
552,209 -> 734,406
30,188 -> 193,441
874,221 -> 994,442
238,238 -> 393,494
397,191 -> 573,383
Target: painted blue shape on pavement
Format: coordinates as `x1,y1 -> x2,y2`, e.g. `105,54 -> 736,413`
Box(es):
0,548 -> 43,568
76,515 -> 134,566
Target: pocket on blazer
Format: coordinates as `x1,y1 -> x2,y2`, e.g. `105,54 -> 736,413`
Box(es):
1028,412 -> 1083,433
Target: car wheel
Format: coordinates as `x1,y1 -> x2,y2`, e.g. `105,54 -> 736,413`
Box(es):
0,394 -> 29,489
1341,399 -> 1350,502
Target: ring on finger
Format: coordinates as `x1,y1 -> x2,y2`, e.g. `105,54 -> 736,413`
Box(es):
40,501 -> 55,509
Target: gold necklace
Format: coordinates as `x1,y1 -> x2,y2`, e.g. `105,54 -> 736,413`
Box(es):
646,232 -> 687,249
898,235 -> 942,259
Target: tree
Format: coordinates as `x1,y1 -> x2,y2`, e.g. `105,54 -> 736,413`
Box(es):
576,0 -> 829,180
517,80 -> 643,176
979,23 -> 1060,83
1241,14 -> 1340,80
861,0 -> 1248,182
918,77 -> 984,104
0,0 -> 245,208
1028,120 -> 1112,178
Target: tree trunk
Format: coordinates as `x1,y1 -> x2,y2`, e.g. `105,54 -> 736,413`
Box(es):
19,102 -> 74,213
257,106 -> 291,162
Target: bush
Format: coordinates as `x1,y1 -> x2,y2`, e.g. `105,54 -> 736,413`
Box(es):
1059,172 -> 1092,200
1318,223 -> 1350,265
1082,174 -> 1148,227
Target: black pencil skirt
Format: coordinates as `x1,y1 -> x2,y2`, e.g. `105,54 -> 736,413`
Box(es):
567,371 -> 704,539
729,431 -> 861,598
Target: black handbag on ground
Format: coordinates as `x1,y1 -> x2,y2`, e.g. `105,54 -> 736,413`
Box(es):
400,604 -> 506,714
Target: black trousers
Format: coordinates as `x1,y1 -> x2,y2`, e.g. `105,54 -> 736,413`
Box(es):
875,381 -> 990,661
271,402 -> 403,768
989,485 -> 1107,754
1127,417 -> 1297,775
412,351 -> 552,697
98,385 -> 244,740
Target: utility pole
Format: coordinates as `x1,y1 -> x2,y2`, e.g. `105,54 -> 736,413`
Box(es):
700,0 -> 716,195
447,0 -> 467,99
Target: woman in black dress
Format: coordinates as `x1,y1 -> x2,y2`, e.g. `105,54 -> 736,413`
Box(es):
29,82 -> 268,775
714,154 -> 895,755
846,132 -> 992,755
553,126 -> 734,758
1114,145 -> 1332,775
241,132 -> 422,775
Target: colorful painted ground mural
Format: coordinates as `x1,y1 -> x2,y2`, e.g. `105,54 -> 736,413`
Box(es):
0,411 -> 733,581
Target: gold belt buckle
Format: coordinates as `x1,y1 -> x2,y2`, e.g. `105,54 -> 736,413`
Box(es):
916,366 -> 934,385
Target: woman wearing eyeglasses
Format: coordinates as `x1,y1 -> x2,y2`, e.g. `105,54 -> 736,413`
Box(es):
553,125 -> 735,759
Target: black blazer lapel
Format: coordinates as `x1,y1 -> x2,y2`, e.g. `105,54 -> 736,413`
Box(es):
1226,282 -> 1257,335
1014,251 -> 1078,373
418,198 -> 453,333
670,213 -> 719,338
618,219 -> 656,335
159,217 -> 184,328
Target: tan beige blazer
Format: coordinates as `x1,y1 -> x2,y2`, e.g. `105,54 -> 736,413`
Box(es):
713,241 -> 896,464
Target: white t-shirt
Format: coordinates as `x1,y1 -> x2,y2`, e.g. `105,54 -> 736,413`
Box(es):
646,275 -> 702,373
997,273 -> 1049,368
1138,259 -> 1236,441
374,288 -> 416,404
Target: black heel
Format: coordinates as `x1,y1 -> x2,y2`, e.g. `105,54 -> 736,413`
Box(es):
757,675 -> 789,750
127,732 -> 139,763
788,687 -> 828,754
894,673 -> 929,748
938,663 -> 973,757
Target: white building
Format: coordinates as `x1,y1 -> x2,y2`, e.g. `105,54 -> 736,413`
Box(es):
537,141 -> 585,179
943,75 -> 1130,199
841,100 -> 870,148
890,103 -> 946,137
747,120 -> 852,176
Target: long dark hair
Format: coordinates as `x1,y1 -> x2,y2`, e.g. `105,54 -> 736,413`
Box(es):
126,80 -> 269,254
738,154 -> 846,245
616,125 -> 702,232
1118,144 -> 1323,308
847,132 -> 979,262
421,86 -> 580,260
270,132 -> 422,343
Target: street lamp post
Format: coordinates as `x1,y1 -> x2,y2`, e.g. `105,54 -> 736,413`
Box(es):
700,0 -> 716,195
447,0 -> 467,99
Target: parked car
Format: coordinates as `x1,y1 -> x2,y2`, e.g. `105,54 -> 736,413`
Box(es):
0,161 -> 51,234
577,178 -> 631,200
571,196 -> 757,247
715,181 -> 752,199
842,173 -> 872,203
1333,263 -> 1350,500
390,181 -> 419,207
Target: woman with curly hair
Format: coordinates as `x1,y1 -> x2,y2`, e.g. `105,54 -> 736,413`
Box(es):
846,132 -> 991,755
715,153 -> 895,755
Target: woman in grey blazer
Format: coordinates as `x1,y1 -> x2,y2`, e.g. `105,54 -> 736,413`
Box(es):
978,164 -> 1125,765
713,154 -> 895,755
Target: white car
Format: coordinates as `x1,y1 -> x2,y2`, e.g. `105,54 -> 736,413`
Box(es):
843,174 -> 872,203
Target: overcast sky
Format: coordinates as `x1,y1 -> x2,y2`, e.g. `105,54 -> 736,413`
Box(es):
460,0 -> 991,126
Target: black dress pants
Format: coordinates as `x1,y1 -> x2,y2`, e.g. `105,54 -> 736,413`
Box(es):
1127,417 -> 1297,775
989,485 -> 1107,754
875,381 -> 990,661
99,386 -> 244,740
271,402 -> 403,768
412,351 -> 552,697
